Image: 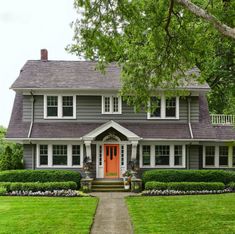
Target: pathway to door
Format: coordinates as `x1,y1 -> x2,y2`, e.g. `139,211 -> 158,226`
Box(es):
91,192 -> 133,234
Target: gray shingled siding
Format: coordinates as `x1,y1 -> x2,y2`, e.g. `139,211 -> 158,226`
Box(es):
189,145 -> 200,169
23,95 -> 199,123
23,144 -> 34,169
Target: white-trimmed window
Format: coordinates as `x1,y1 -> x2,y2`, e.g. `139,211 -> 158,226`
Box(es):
205,146 -> 215,166
219,146 -> 228,167
102,96 -> 122,114
155,145 -> 170,166
140,143 -> 186,168
203,145 -> 233,168
53,145 -> 67,165
121,145 -> 125,166
72,145 -> 81,166
148,95 -> 179,119
44,95 -> 76,119
36,143 -> 83,168
39,145 -> 48,166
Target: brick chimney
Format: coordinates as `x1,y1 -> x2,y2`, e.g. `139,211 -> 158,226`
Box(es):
41,49 -> 48,61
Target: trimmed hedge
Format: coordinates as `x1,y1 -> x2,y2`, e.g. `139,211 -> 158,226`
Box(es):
0,181 -> 77,192
0,170 -> 81,188
145,181 -> 225,191
143,170 -> 235,184
228,182 -> 235,190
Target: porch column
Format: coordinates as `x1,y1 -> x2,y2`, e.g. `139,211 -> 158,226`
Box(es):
131,141 -> 139,160
84,140 -> 92,162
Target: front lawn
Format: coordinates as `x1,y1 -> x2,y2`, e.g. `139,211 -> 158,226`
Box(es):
126,194 -> 235,234
0,197 -> 98,234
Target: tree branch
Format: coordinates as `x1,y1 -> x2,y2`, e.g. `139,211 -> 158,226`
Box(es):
165,0 -> 174,38
175,0 -> 235,40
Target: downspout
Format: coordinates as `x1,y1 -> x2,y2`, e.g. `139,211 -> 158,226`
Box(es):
187,96 -> 194,169
28,91 -> 35,169
28,91 -> 35,138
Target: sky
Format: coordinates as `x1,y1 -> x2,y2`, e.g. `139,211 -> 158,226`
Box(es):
0,0 -> 79,127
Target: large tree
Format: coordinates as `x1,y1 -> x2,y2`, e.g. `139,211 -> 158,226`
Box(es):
68,0 -> 235,112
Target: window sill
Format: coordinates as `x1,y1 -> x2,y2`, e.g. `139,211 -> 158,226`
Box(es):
101,112 -> 122,115
44,117 -> 77,120
147,116 -> 179,120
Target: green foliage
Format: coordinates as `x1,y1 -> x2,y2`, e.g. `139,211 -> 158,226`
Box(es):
0,126 -> 23,170
0,170 -> 81,188
145,181 -> 168,190
145,181 -> 225,191
142,169 -> 235,184
68,0 -> 235,112
1,181 -> 77,192
228,182 -> 235,190
0,186 -> 7,195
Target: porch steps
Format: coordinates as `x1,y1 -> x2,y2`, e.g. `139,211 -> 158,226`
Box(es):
92,180 -> 127,192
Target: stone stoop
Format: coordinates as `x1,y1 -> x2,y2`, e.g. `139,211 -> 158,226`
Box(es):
91,180 -> 128,192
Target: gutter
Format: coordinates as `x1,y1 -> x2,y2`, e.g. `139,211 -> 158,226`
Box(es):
187,96 -> 194,139
27,91 -> 35,138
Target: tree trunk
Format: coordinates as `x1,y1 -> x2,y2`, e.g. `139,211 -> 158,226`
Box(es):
175,0 -> 235,40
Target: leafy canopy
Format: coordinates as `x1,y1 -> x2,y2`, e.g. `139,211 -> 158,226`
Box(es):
68,0 -> 235,111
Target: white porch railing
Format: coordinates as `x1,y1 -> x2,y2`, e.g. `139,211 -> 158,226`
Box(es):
210,114 -> 235,125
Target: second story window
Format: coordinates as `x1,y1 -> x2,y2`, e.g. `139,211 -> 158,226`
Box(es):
44,95 -> 76,119
102,96 -> 122,114
148,95 -> 179,119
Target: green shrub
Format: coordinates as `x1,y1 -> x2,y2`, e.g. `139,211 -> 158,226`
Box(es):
142,170 -> 235,184
145,182 -> 168,190
7,181 -> 77,192
0,170 -> 81,188
167,182 -> 225,191
228,182 -> 235,190
144,181 -> 225,191
0,186 -> 7,195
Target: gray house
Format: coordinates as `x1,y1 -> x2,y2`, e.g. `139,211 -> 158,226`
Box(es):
6,49 -> 235,179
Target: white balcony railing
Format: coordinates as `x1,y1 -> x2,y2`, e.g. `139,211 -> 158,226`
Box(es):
210,114 -> 235,125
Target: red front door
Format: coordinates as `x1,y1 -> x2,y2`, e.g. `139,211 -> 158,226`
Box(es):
104,144 -> 119,178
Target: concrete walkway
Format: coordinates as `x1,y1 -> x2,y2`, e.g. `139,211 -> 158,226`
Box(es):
90,192 -> 133,234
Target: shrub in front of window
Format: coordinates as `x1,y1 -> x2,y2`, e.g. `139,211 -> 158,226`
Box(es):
0,170 -> 81,188
145,181 -> 225,191
142,169 -> 235,184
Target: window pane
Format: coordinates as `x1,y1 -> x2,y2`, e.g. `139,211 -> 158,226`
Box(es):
113,97 -> 119,113
47,96 -> 58,117
150,97 -> 161,117
99,145 -> 103,166
104,97 -> 110,112
205,146 -> 215,166
72,145 -> 80,166
155,145 -> 170,166
219,146 -> 228,166
143,145 -> 151,166
40,145 -> 48,165
53,145 -> 67,165
165,97 -> 176,117
62,96 -> 73,117
174,145 -> 182,166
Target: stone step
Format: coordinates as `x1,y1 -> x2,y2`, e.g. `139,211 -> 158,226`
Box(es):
92,184 -> 124,188
92,180 -> 124,186
92,188 -> 128,192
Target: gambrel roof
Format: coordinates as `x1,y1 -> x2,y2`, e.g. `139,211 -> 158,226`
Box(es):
11,61 -> 210,91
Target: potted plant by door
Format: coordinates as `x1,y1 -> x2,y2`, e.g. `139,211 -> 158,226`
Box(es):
122,170 -> 132,190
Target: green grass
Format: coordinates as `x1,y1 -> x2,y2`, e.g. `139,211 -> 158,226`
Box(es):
0,196 -> 98,234
126,194 -> 235,234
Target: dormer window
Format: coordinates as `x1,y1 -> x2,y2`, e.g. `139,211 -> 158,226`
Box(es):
44,95 -> 76,119
102,96 -> 122,114
148,95 -> 179,119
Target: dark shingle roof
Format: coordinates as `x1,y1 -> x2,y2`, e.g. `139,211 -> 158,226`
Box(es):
11,61 -> 210,90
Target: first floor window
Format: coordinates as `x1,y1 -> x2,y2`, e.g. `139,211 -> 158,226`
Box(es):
53,145 -> 67,165
72,145 -> 81,166
174,145 -> 183,166
120,145 -> 125,166
219,146 -> 228,166
47,96 -> 58,117
233,147 -> 235,167
143,145 -> 151,166
205,146 -> 215,166
155,145 -> 170,166
39,145 -> 48,165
